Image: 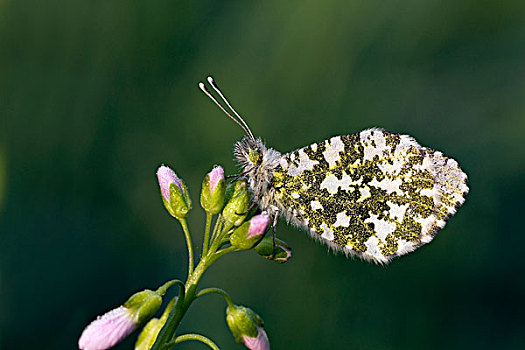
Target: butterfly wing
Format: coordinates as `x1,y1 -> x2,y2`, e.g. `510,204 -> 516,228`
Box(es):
270,128 -> 468,264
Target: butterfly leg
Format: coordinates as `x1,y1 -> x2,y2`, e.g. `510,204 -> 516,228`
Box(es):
270,210 -> 280,259
226,165 -> 256,180
243,198 -> 258,215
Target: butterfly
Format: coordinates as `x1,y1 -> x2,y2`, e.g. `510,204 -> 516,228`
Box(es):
199,77 -> 469,264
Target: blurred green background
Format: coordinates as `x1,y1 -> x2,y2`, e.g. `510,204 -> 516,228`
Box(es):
1,0 -> 525,349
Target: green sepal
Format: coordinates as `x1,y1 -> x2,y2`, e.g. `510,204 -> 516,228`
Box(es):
226,305 -> 262,343
222,180 -> 250,227
135,318 -> 163,350
123,289 -> 163,324
230,221 -> 264,250
200,175 -> 225,214
223,179 -> 237,203
163,181 -> 192,220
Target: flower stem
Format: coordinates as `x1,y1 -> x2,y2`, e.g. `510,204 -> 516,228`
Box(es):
207,220 -> 231,257
202,212 -> 213,256
155,279 -> 184,296
150,215 -> 241,349
178,218 -> 194,277
167,333 -> 220,350
212,246 -> 238,262
210,214 -> 223,242
150,256 -> 214,350
150,282 -> 186,350
196,287 -> 234,308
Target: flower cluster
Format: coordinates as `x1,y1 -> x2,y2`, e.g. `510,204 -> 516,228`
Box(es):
78,164 -> 291,350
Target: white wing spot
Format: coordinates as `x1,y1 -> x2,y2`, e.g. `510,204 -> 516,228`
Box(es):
279,157 -> 288,169
364,236 -> 382,258
320,223 -> 334,241
357,186 -> 371,202
310,200 -> 323,211
320,174 -> 339,194
320,172 -> 357,194
323,136 -> 344,168
360,128 -> 388,161
287,149 -> 318,176
368,177 -> 404,196
387,201 -> 408,221
334,211 -> 351,227
414,214 -> 438,237
364,214 -> 396,240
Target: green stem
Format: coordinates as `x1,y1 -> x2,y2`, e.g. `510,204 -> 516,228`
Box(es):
179,218 -> 194,277
210,215 -> 223,243
150,216 -> 241,349
166,333 -> 220,350
150,256 -> 214,350
155,280 -> 184,296
150,282 -> 186,350
202,212 -> 213,256
185,256 -> 210,291
207,220 -> 232,257
212,246 -> 238,262
196,288 -> 234,308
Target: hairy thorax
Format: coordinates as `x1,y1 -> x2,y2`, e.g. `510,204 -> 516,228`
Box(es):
234,137 -> 282,217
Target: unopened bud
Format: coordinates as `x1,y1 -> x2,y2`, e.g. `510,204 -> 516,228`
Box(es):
230,213 -> 269,250
200,165 -> 225,214
222,179 -> 250,227
156,165 -> 192,219
79,290 -> 163,350
226,305 -> 270,350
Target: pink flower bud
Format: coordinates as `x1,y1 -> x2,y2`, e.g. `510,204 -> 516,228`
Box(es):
226,305 -> 270,350
201,166 -> 226,214
247,213 -> 270,239
156,165 -> 182,202
230,213 -> 270,250
208,166 -> 224,193
78,306 -> 137,350
242,325 -> 270,350
79,289 -> 162,350
156,165 -> 191,219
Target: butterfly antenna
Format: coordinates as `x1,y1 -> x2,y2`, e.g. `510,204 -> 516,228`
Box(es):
199,81 -> 253,139
207,76 -> 256,142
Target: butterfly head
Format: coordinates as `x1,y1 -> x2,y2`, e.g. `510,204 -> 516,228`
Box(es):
234,136 -> 267,171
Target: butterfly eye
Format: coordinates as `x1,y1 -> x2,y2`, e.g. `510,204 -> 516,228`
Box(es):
248,149 -> 262,165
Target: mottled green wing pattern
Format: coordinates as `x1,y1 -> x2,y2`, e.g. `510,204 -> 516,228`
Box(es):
271,128 -> 468,263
